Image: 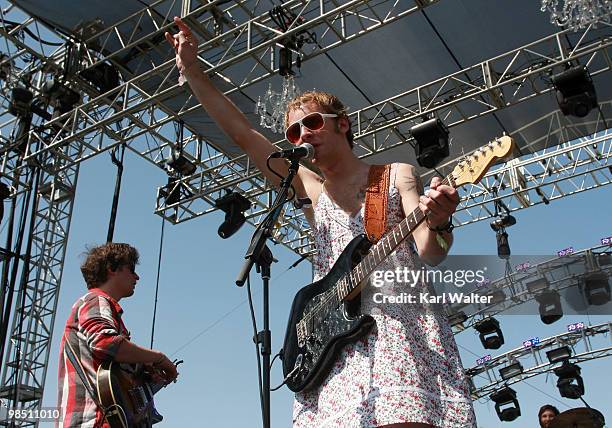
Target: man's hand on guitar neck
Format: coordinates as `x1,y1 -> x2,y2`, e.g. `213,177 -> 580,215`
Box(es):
152,352 -> 179,383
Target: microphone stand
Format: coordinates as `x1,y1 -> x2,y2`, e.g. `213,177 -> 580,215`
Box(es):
236,156 -> 301,428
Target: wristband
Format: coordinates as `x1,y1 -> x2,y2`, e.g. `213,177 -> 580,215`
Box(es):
427,218 -> 454,234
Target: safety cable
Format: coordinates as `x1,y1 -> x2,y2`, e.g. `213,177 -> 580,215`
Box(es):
150,216 -> 165,348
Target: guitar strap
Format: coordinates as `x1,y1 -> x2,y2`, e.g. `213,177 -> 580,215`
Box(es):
63,334 -> 112,427
363,164 -> 391,243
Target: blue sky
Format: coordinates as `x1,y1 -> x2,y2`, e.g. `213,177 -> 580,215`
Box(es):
28,142 -> 610,427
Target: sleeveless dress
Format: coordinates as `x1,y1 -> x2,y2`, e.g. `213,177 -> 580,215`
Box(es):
292,164 -> 476,427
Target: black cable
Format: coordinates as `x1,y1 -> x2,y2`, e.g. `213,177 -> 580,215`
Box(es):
150,216 -> 165,348
0,169 -> 34,367
10,167 -> 41,407
0,21 -> 63,46
0,190 -> 18,337
106,143 -> 126,243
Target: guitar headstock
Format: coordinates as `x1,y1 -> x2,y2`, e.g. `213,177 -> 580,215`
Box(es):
451,136 -> 514,187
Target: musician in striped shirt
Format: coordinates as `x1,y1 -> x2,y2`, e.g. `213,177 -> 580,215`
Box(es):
57,243 -> 178,427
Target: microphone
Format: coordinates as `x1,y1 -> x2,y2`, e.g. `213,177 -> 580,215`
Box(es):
269,143 -> 314,161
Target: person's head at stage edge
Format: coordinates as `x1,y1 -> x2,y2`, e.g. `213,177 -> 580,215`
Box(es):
80,243 -> 140,299
538,404 -> 560,427
284,91 -> 355,166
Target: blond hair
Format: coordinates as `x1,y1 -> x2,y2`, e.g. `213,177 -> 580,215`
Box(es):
284,91 -> 354,148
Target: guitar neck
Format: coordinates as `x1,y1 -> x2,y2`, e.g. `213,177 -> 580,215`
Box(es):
339,174 -> 455,300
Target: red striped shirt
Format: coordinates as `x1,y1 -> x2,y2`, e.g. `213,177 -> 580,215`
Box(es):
57,289 -> 129,428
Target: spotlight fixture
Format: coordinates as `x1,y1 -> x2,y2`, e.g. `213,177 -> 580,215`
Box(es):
496,231 -> 511,259
536,289 -> 563,325
166,147 -> 197,176
79,61 -> 121,93
215,192 -> 251,239
41,78 -> 80,116
554,361 -> 584,399
546,345 -> 572,364
279,46 -> 293,77
583,272 -> 611,306
499,362 -> 524,381
490,214 -> 517,232
490,386 -> 521,422
552,66 -> 598,118
474,317 -> 504,350
9,87 -> 33,117
410,117 -> 449,168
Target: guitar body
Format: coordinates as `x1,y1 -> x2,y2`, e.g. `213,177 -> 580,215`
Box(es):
282,234 -> 375,393
97,362 -> 163,428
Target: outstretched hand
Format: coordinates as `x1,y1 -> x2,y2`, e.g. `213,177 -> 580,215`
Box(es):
164,16 -> 198,74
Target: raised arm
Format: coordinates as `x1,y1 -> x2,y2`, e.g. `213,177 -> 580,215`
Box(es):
164,17 -> 320,196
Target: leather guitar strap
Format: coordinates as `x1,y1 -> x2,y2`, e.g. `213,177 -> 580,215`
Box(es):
363,164 -> 391,243
63,335 -> 112,427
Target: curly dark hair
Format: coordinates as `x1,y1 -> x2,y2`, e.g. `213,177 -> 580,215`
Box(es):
80,243 -> 139,289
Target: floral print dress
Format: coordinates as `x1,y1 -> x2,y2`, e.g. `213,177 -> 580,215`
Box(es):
292,164 -> 476,428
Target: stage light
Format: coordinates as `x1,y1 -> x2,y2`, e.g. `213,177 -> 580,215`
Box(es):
474,317 -> 504,350
552,66 -> 597,118
410,117 -> 449,168
546,345 -> 572,364
166,147 -> 197,177
499,362 -> 523,381
9,87 -> 33,117
536,290 -> 563,324
279,46 -> 293,76
41,78 -> 80,116
215,192 -> 251,239
490,386 -> 521,422
496,231 -> 511,259
79,61 -> 121,93
554,361 -> 584,399
526,277 -> 549,294
490,214 -> 516,232
583,272 -> 611,306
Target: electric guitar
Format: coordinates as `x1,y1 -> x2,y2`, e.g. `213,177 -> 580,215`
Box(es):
96,360 -> 180,428
281,136 -> 514,393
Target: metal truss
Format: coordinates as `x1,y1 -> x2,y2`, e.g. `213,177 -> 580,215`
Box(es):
1,3 -> 610,257
16,0 -> 437,166
151,24 -> 611,252
465,321 -> 612,400
443,242 -> 612,333
0,160 -> 77,426
449,125 -> 612,226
